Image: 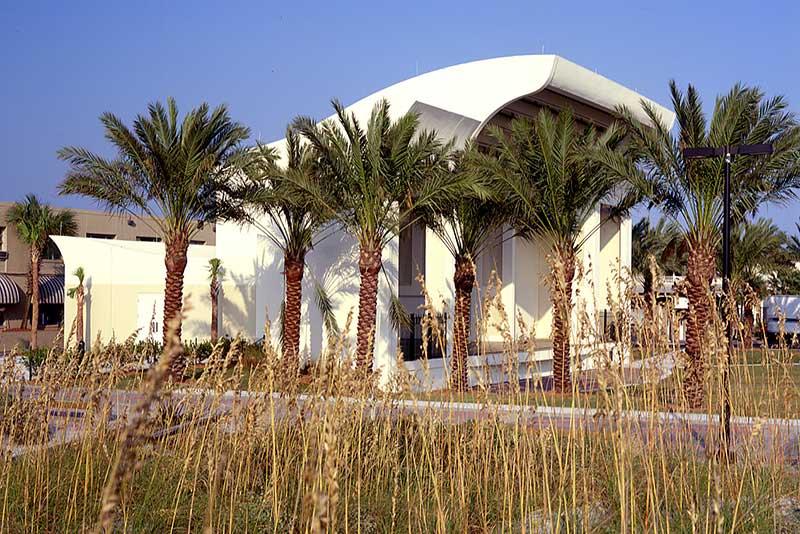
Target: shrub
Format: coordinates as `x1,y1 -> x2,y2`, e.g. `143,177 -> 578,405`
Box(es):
184,337 -> 234,363
21,348 -> 48,380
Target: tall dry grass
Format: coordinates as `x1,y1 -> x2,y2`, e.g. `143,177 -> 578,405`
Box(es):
0,263 -> 799,532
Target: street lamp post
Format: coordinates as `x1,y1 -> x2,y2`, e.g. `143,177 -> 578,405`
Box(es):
683,143 -> 773,456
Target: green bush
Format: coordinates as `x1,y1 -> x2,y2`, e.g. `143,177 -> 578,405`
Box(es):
184,338 -> 232,362
22,348 -> 48,380
241,340 -> 265,366
133,338 -> 163,363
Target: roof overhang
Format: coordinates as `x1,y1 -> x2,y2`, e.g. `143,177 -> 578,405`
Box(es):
268,54 -> 675,156
0,274 -> 21,305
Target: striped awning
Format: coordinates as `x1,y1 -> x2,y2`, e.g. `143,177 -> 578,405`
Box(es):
39,275 -> 64,305
0,275 -> 21,305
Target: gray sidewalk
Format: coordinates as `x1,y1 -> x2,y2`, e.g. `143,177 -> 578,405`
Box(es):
7,376 -> 799,465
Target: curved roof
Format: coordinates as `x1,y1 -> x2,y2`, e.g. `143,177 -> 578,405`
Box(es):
269,54 -> 675,154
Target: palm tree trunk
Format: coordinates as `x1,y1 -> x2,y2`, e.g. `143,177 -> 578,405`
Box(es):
164,233 -> 189,380
684,240 -> 716,410
76,287 -> 84,345
283,251 -> 305,373
210,280 -> 219,344
30,248 -> 41,350
451,255 -> 474,391
22,268 -> 33,329
356,243 -> 382,372
550,247 -> 576,393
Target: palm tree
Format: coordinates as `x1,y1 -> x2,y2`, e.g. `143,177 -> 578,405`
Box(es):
730,219 -> 786,348
472,110 -> 628,392
421,148 -> 509,391
58,98 -> 250,378
235,128 -> 337,372
6,195 -> 77,349
768,223 -> 800,294
632,217 -> 685,317
604,82 -> 800,408
291,99 -> 466,371
208,259 -> 223,344
789,223 -> 800,256
66,266 -> 86,348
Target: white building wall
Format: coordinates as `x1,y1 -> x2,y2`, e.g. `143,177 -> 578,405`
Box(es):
620,215 -> 632,273
54,236 -> 216,348
513,236 -> 546,338
582,208 -> 602,335
422,225 -> 455,317
217,218 -> 400,383
469,205 -> 631,355
215,221 -> 259,338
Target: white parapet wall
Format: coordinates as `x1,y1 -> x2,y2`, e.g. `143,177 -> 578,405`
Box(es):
403,342 -> 624,392
53,236 -> 217,349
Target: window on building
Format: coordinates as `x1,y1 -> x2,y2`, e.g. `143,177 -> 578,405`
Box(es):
399,312 -> 447,361
86,232 -> 115,239
40,305 -> 63,327
136,236 -> 162,242
598,308 -> 619,341
0,226 -> 6,261
478,226 -> 504,284
399,225 -> 413,286
190,240 -> 206,245
42,239 -> 62,260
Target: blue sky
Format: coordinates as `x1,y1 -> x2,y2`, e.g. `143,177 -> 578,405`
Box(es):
2,0 -> 799,233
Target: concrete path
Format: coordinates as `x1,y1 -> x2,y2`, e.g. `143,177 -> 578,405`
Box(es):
6,379 -> 799,465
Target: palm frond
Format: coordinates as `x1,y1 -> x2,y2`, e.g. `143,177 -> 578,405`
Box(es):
474,109 -> 626,255
388,292 -> 412,333
207,258 -> 224,282
730,218 -> 788,294
290,98 -> 464,253
313,280 -> 340,337
58,99 -> 251,243
6,195 -> 78,251
632,217 -> 686,276
600,81 -> 800,256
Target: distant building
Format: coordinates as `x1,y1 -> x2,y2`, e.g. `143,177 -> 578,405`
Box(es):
0,203 -> 215,349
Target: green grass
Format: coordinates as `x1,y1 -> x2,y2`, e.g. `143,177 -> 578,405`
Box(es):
741,347 -> 800,364
408,363 -> 800,419
2,418 -> 793,533
1,440 -> 279,532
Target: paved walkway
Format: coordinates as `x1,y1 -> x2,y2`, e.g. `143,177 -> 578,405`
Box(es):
7,359 -> 799,466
